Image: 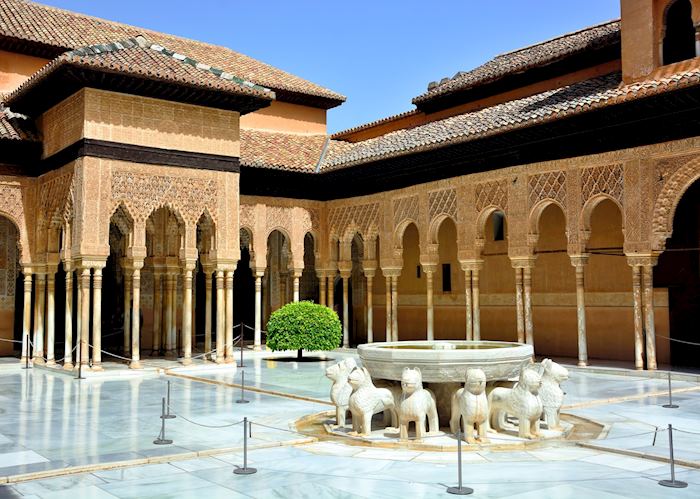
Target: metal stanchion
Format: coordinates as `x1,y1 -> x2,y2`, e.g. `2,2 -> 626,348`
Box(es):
658,424 -> 687,488
163,380 -> 176,419
237,322 -> 245,368
662,372 -> 679,409
233,417 -> 257,475
236,370 -> 249,404
154,397 -> 173,445
447,431 -> 473,495
75,337 -> 84,380
22,334 -> 30,370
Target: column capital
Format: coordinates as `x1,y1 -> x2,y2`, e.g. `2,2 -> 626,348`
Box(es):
625,253 -> 659,268
381,267 -> 402,278
569,254 -> 590,268
510,256 -> 537,269
337,260 -> 353,274
459,259 -> 484,272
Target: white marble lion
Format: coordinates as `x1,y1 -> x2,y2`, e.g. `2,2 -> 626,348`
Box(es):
450,368 -> 490,444
348,366 -> 397,436
325,357 -> 358,426
397,368 -> 439,442
538,358 -> 568,430
488,367 -> 543,439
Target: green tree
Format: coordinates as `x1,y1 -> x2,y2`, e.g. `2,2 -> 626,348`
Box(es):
266,301 -> 342,359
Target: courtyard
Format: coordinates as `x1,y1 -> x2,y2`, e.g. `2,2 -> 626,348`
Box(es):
0,351 -> 698,498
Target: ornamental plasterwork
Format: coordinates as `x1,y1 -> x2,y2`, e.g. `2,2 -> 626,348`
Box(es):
528,171 -> 566,207
652,155 -> 700,242
581,163 -> 624,205
428,188 -> 457,222
239,203 -> 255,231
475,179 -> 508,214
38,172 -> 73,227
393,195 -> 419,227
328,202 -> 380,238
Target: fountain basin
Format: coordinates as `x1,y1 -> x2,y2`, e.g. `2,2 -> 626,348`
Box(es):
358,340 -> 534,383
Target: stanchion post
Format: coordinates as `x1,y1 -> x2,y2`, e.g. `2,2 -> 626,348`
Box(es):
23,335 -> 30,370
238,322 -> 245,368
233,417 -> 257,475
662,371 -> 679,409
164,380 -> 176,419
658,424 -> 687,488
154,397 -> 173,445
447,431 -> 473,495
236,370 -> 249,404
75,337 -> 83,380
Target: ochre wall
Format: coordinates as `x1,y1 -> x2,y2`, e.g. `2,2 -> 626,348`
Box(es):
0,50 -> 48,94
39,89 -> 241,158
0,217 -> 18,355
240,101 -> 326,134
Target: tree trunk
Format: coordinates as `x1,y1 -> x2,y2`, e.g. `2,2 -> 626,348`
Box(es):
297,348 -> 302,360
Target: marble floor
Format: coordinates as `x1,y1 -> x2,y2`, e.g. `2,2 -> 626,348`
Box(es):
0,351 -> 698,498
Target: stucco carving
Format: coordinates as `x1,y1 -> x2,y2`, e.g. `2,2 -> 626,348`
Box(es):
328,202 -> 380,239
475,179 -> 508,213
581,163 -> 624,206
529,171 -> 566,207
428,188 -> 457,221
652,155 -> 700,247
393,195 -> 419,227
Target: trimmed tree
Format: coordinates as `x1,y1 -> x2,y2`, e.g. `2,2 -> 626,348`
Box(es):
266,301 -> 342,359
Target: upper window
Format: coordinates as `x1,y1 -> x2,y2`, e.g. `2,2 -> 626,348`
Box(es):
492,211 -> 505,241
663,0 -> 696,65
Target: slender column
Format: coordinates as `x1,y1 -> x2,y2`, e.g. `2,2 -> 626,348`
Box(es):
21,273 -> 32,364
254,273 -> 263,351
523,265 -> 534,348
327,275 -> 334,310
215,270 -> 225,363
152,272 -> 162,354
366,273 -> 374,343
130,268 -> 142,369
464,270 -> 473,341
63,269 -> 73,369
46,272 -> 56,366
204,271 -> 213,358
341,273 -> 350,347
293,272 -> 301,302
91,267 -> 103,370
225,271 -> 234,363
472,268 -> 481,341
631,265 -> 644,370
319,273 -> 327,306
391,275 -> 399,342
79,268 -> 90,368
164,273 -> 174,356
123,269 -> 132,356
182,267 -> 193,365
425,269 -> 434,341
514,267 -> 525,344
643,265 -> 657,370
572,259 -> 588,367
385,275 -> 391,342
170,274 -> 178,353
33,274 -> 45,364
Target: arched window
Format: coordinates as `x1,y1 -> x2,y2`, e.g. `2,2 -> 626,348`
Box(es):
663,0 -> 696,65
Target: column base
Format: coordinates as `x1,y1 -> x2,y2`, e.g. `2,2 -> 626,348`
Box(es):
91,364 -> 104,372
165,350 -> 177,360
33,357 -> 45,365
215,356 -> 224,364
224,357 -> 234,364
577,361 -> 587,367
253,345 -> 263,352
63,362 -> 73,371
181,357 -> 192,366
46,359 -> 56,367
129,360 -> 142,369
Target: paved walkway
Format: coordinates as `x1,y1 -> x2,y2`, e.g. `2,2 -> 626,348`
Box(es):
0,351 -> 698,498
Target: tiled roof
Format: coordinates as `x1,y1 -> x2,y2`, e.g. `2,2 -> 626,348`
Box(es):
240,129 -> 329,172
0,0 -> 345,107
321,69 -> 700,170
6,37 -> 275,108
0,105 -> 38,141
331,109 -> 420,139
413,20 -> 620,107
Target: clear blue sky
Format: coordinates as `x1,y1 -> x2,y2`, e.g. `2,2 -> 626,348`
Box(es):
39,0 -> 620,133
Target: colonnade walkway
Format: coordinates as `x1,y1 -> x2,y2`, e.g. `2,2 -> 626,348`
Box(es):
0,350 -> 699,497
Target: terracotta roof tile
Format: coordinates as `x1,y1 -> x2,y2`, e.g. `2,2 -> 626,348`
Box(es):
0,0 -> 345,107
414,20 -> 620,107
0,105 -> 38,141
240,129 -> 328,172
322,69 -> 700,170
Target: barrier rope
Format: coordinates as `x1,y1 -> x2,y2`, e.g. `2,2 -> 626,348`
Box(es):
672,427 -> 700,436
166,403 -> 244,429
0,337 -> 23,344
250,420 -> 310,438
655,333 -> 700,346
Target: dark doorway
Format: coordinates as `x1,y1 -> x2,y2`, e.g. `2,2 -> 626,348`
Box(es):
663,0 -> 696,65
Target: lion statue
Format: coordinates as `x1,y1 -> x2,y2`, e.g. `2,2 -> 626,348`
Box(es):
488,367 -> 543,439
397,368 -> 439,442
539,358 -> 568,430
450,368 -> 490,444
325,357 -> 358,426
348,367 -> 397,436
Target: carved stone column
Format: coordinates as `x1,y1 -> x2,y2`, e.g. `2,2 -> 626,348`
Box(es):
365,270 -> 375,343
181,264 -> 195,366
21,272 -> 32,364
292,270 -> 301,302
327,274 -> 334,310
46,271 -> 56,366
170,273 -> 178,355
33,273 -> 46,364
152,271 -> 162,354
123,267 -> 132,356
631,264 -> 644,370
318,272 -> 327,307
63,265 -> 73,368
164,273 -> 175,357
571,255 -> 589,367
254,271 -> 264,351
472,266 -> 481,341
225,270 -> 234,363
523,265 -> 534,347
385,274 -> 391,342
464,269 -> 473,341
130,265 -> 142,369
339,263 -> 352,348
391,275 -> 399,342
79,268 -> 91,368
215,270 -> 225,363
514,267 -> 525,344
91,267 -> 103,370
642,263 -> 657,370
204,269 -> 213,358
423,265 -> 436,342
